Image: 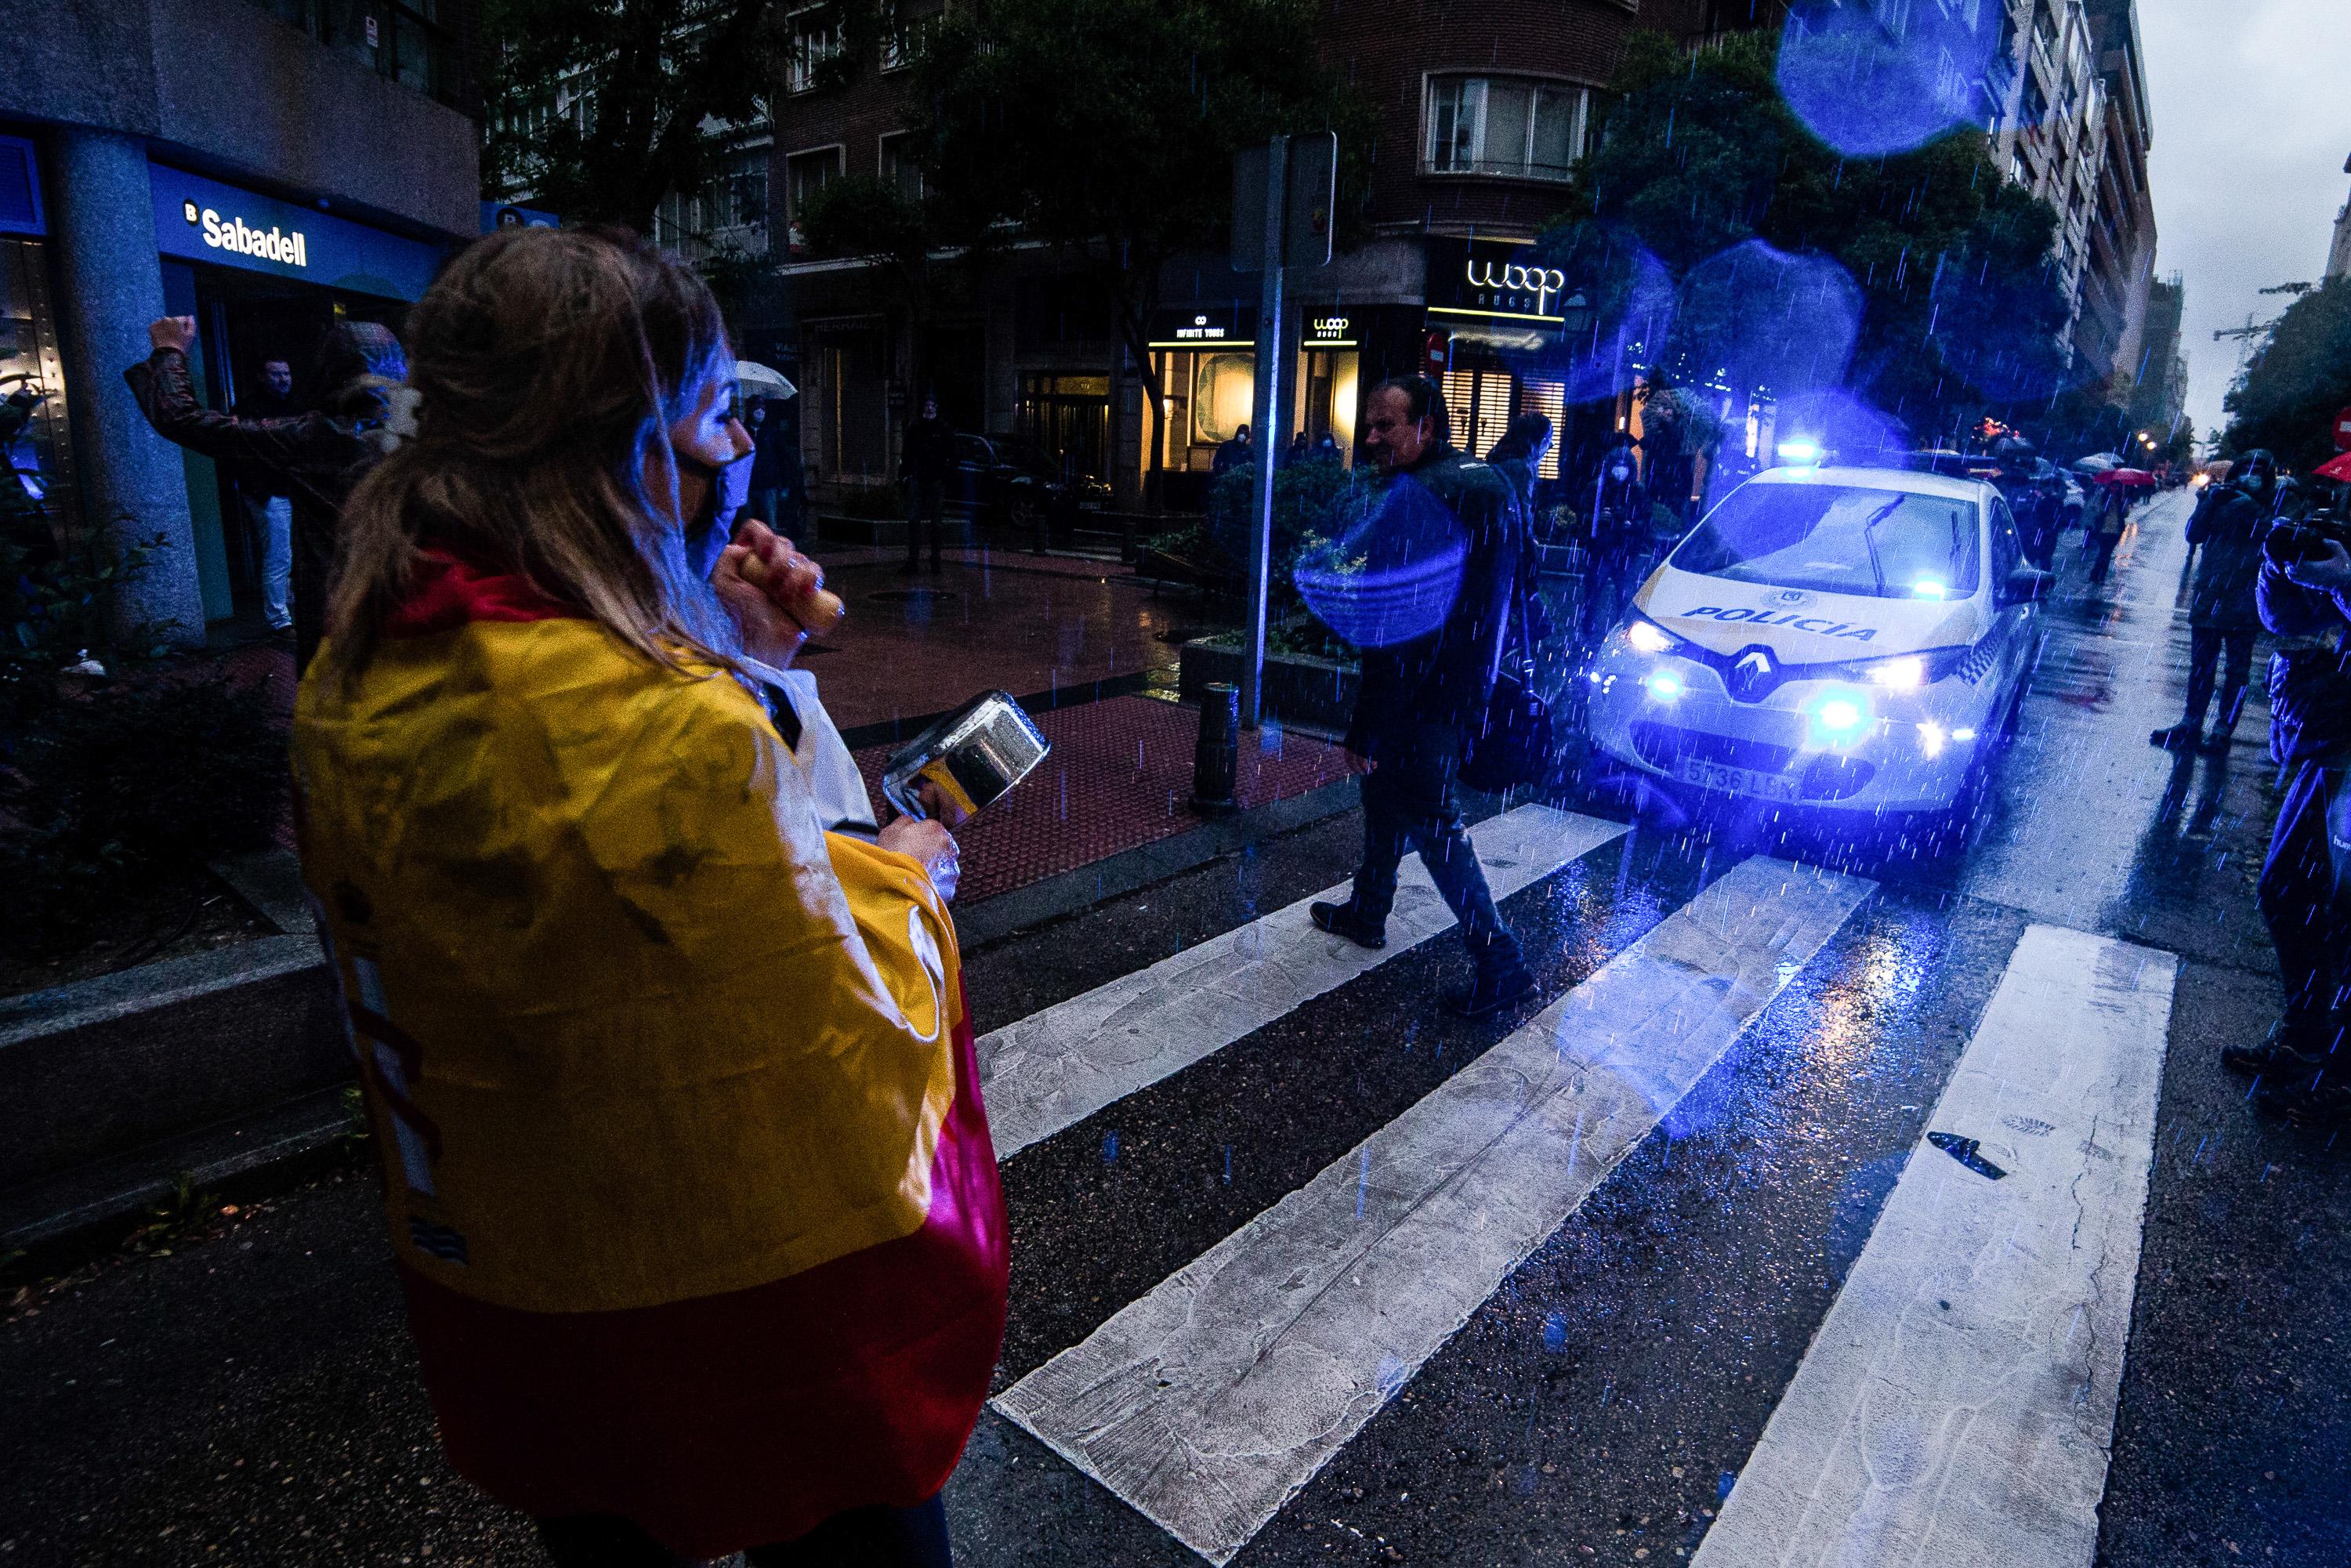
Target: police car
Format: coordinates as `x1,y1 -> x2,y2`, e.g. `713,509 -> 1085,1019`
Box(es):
1586,462 -> 2047,821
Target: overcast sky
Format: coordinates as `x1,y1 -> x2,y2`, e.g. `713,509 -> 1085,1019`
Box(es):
2139,0 -> 2351,445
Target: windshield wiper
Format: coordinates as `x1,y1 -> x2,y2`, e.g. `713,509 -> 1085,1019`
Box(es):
1857,495 -> 1904,597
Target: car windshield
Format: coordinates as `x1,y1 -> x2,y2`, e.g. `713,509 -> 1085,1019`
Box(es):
1672,482 -> 1982,599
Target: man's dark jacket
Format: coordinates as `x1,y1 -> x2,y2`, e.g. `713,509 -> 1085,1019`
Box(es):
2186,483 -> 2269,630
125,346 -> 390,672
2259,556 -> 2351,767
1344,444 -> 1523,760
904,415 -> 955,484
230,389 -> 297,498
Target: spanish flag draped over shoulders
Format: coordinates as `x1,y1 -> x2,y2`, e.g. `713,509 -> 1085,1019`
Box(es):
292,549 -> 1008,1557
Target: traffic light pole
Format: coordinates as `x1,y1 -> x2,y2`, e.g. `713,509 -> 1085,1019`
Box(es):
1241,135 -> 1287,733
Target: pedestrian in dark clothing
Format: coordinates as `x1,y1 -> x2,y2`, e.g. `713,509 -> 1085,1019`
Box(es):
2223,525 -> 2351,1123
902,397 -> 955,573
1310,376 -> 1534,1020
1212,423 -> 1252,478
1288,431 -> 1312,465
0,383 -> 49,548
2153,456 -> 2277,755
744,397 -> 791,530
125,315 -> 406,672
1484,412 -> 1553,525
1992,437 -> 2058,570
2085,480 -> 2129,587
235,357 -> 299,632
1581,440 -> 1648,639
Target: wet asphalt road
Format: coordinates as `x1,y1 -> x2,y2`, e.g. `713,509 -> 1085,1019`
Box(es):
2,490 -> 2346,1566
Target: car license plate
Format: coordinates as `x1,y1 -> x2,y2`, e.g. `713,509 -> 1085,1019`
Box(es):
1678,757 -> 1801,802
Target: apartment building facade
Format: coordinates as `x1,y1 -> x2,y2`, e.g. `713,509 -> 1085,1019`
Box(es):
722,0 -> 2154,514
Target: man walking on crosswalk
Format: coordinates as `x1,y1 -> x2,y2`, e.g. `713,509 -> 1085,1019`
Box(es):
1312,375 -> 1538,1018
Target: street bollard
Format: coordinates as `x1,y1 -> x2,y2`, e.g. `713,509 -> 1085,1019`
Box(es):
1191,681 -> 1240,815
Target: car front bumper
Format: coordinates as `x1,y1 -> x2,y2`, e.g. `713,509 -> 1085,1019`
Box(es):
1585,653 -> 2007,815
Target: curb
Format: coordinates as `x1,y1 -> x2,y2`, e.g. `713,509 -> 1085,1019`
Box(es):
0,780 -> 1364,1269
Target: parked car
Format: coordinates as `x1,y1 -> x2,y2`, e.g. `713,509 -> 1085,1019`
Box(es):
947,433 -> 1111,533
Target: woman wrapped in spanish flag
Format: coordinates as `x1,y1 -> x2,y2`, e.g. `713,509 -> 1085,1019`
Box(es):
294,226 -> 1006,1567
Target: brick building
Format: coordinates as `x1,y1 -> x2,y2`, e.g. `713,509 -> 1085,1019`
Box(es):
750,0 -> 1715,518
724,0 -> 2156,518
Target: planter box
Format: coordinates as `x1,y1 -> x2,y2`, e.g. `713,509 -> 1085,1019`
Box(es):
1178,637 -> 1360,733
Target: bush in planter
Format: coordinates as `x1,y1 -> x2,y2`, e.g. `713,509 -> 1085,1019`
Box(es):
0,675 -> 284,957
1194,456 -> 1383,610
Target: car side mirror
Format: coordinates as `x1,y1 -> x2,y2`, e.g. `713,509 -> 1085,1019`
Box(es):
2002,566 -> 2051,605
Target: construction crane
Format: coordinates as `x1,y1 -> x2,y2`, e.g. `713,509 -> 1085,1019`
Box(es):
2212,281 -> 2317,346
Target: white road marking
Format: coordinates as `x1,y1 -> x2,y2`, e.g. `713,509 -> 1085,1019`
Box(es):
978,805 -> 1628,1158
1693,923 -> 2176,1568
994,856 -> 1873,1564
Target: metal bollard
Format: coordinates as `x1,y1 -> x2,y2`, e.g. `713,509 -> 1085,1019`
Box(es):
1191,681 -> 1240,814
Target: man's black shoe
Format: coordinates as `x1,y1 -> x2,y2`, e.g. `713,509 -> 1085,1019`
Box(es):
2222,1022 -> 2313,1078
2150,723 -> 2199,751
1310,900 -> 1386,950
1445,964 -> 1538,1020
2253,1075 -> 2351,1127
2199,730 -> 2234,756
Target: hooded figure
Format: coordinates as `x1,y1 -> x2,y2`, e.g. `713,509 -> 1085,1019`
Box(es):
127,317 -> 408,671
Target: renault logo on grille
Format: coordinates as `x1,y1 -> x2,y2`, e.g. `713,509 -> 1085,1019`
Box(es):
1728,647 -> 1776,701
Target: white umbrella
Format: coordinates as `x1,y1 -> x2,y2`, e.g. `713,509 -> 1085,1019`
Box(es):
735,359 -> 796,399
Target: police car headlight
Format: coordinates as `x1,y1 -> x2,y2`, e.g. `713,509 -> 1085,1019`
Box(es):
1627,617 -> 1673,654
1847,646 -> 1970,690
1864,655 -> 1927,690
1618,611 -> 1692,658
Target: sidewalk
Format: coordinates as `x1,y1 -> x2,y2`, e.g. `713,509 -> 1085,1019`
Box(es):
852,694 -> 1358,907
795,544 -> 1229,737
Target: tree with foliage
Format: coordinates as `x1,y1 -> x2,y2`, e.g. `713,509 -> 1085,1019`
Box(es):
2222,277 -> 2351,472
904,0 -> 1371,509
1549,29 -> 2077,451
482,0 -> 829,233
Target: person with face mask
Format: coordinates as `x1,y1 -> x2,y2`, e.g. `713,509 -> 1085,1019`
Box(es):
296,226 -> 1001,1566
2152,451 -> 2281,754
743,397 -> 790,531
1581,440 -> 1648,641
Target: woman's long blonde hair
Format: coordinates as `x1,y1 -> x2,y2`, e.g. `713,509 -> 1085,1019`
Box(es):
321,226 -> 740,683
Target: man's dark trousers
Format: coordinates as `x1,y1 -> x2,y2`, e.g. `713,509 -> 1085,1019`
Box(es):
2258,761 -> 2350,1058
1349,721 -> 1516,964
906,478 -> 946,566
2183,625 -> 2255,734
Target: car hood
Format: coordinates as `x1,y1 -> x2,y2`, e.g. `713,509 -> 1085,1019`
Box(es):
1634,564 -> 1987,661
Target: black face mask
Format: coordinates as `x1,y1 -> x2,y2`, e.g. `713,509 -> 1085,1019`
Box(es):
675,449 -> 732,534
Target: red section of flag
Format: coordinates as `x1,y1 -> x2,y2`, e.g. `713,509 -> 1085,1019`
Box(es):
384,547 -> 576,636
392,1005 -> 1009,1558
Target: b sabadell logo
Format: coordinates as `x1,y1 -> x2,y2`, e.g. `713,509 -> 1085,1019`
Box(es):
184,197 -> 309,268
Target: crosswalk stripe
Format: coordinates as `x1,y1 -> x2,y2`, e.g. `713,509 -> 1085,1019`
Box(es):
977,804 -> 1628,1159
1691,923 -> 2175,1568
994,855 -> 1874,1564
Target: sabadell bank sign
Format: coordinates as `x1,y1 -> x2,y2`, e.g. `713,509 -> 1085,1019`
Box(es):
149,165 -> 447,302
190,200 -> 310,267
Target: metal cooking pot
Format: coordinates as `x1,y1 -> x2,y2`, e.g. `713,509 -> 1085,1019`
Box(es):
880,690 -> 1052,821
